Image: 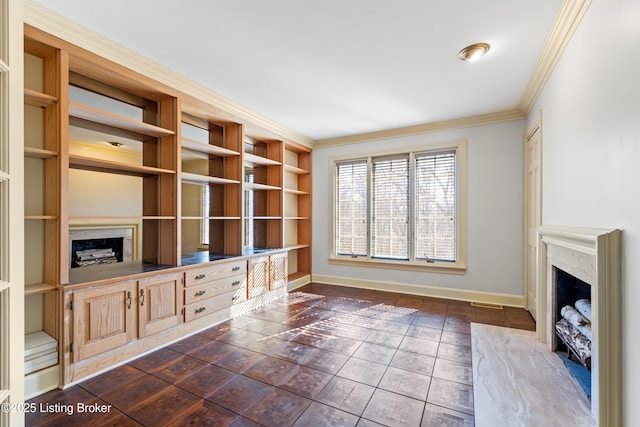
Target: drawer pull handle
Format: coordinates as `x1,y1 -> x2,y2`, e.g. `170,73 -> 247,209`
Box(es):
195,290 -> 206,297
231,281 -> 241,287
127,291 -> 132,309
195,274 -> 206,280
232,266 -> 240,271
232,296 -> 240,302
195,307 -> 206,314
140,289 -> 145,306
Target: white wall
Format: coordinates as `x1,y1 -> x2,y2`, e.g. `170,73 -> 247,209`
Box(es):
312,120 -> 526,300
526,0 -> 640,423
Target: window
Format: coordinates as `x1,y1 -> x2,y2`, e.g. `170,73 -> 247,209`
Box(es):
332,140 -> 466,272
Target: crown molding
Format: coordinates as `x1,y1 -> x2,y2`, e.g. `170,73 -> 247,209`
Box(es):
24,0 -> 589,150
23,1 -> 314,149
314,109 -> 525,148
518,0 -> 592,115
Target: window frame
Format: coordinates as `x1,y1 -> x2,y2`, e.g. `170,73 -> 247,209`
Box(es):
330,139 -> 467,274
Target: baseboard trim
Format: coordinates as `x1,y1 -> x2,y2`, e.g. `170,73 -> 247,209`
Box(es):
287,274 -> 312,292
25,365 -> 60,399
311,274 -> 525,308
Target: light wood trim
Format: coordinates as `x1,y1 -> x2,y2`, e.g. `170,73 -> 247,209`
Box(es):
286,244 -> 309,250
69,215 -> 175,221
69,101 -> 174,137
284,164 -> 309,175
24,87 -> 57,107
69,154 -> 176,176
24,283 -> 57,296
24,146 -> 57,159
181,172 -> 240,185
182,216 -> 241,220
181,136 -> 240,157
284,188 -> 309,195
244,152 -> 282,166
244,182 -> 281,191
25,215 -> 57,220
284,217 -> 310,220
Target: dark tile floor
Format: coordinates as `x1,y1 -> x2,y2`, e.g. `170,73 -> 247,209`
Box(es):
26,283 -> 535,427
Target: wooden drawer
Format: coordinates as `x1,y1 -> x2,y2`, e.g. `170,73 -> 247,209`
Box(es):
184,260 -> 247,287
184,273 -> 246,305
184,289 -> 245,322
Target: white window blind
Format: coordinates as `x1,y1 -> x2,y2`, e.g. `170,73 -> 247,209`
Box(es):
336,160 -> 368,256
371,155 -> 409,259
415,150 -> 456,261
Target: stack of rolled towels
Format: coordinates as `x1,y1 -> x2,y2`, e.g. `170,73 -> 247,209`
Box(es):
555,298 -> 592,369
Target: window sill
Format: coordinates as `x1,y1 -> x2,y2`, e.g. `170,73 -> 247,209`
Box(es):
329,256 -> 467,275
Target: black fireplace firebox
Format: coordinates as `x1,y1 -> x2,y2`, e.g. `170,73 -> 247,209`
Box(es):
71,237 -> 124,268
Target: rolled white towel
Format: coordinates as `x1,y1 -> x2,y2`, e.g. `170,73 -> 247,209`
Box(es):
561,305 -> 589,327
575,299 -> 591,321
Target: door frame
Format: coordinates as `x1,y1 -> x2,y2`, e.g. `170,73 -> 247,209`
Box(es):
524,112 -> 542,318
1,0 -> 25,425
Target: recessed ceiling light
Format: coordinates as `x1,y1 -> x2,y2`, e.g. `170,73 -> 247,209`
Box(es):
108,141 -> 123,148
458,43 -> 490,63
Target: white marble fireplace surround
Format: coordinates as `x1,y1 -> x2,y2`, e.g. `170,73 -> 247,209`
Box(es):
69,224 -> 137,266
537,225 -> 621,426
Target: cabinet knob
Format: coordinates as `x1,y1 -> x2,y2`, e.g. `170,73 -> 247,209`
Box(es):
195,290 -> 206,297
195,307 -> 206,314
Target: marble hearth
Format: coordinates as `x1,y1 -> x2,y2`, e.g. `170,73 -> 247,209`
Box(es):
536,226 -> 621,426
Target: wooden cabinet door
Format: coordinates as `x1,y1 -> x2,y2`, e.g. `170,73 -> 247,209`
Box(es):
138,272 -> 183,338
248,256 -> 269,299
269,253 -> 288,290
73,280 -> 137,362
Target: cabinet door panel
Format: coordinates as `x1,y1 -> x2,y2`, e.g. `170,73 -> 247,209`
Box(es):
139,272 -> 183,338
73,281 -> 136,362
248,256 -> 269,299
269,253 -> 288,290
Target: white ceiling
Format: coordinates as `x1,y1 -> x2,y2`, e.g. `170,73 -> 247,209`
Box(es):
32,0 -> 564,141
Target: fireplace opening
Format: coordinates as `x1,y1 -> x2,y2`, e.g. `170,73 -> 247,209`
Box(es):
554,267 -> 592,401
71,237 -> 124,268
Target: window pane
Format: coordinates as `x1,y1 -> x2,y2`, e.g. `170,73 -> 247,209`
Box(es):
336,160 -> 367,256
415,150 -> 456,262
372,155 -> 409,260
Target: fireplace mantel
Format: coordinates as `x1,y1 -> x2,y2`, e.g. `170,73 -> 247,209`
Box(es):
536,225 -> 621,426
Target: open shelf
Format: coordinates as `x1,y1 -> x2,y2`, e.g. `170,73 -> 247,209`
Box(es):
286,244 -> 310,250
181,136 -> 240,157
25,215 -> 58,220
69,215 -> 176,221
24,88 -> 57,107
69,154 -> 176,177
24,147 -> 58,159
181,172 -> 240,185
69,101 -> 175,137
284,188 -> 309,195
244,182 -> 281,191
244,152 -> 282,166
284,164 -> 309,175
182,216 -> 241,220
